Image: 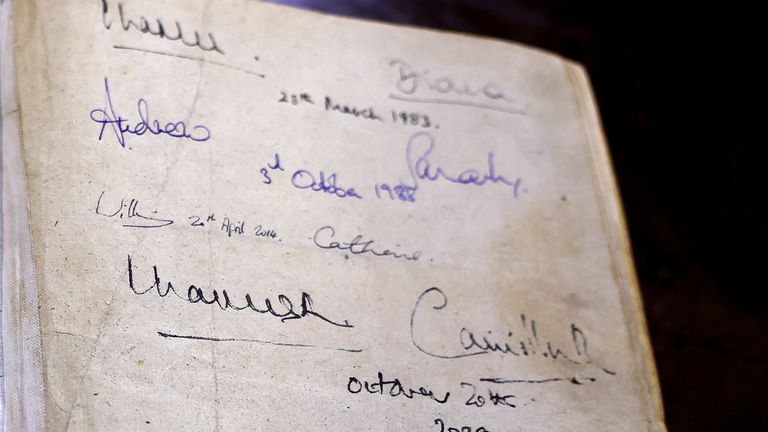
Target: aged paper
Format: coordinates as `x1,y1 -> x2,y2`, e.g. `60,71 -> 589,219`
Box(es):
6,0 -> 663,430
2,1 -> 46,430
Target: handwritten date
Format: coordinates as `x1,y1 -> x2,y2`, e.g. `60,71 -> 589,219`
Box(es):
434,418 -> 489,432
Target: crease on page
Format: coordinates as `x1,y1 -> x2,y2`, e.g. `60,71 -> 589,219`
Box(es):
1,0 -> 46,430
564,60 -> 666,431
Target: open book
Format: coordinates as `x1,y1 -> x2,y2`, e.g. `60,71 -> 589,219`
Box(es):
1,0 -> 665,430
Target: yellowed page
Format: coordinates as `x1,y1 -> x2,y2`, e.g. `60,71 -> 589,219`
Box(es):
8,0 -> 664,430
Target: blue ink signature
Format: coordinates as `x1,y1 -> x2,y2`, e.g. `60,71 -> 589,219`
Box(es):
375,131 -> 523,203
89,77 -> 211,148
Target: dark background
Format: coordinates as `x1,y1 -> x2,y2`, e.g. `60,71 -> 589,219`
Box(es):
273,1 -> 765,430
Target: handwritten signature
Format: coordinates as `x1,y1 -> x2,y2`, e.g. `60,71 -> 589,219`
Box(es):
312,225 -> 421,262
389,59 -> 525,115
95,191 -> 174,228
101,0 -> 224,54
376,131 -> 523,203
127,255 -> 352,328
409,287 -> 599,367
89,77 -> 211,148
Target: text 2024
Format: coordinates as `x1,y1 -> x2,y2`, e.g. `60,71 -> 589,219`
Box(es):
434,418 -> 489,432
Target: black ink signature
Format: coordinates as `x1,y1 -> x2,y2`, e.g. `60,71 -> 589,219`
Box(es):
96,191 -> 173,228
101,0 -> 224,54
409,287 -> 603,368
127,255 -> 352,328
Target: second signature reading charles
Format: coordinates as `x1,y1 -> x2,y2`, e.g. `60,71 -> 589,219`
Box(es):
127,255 -> 353,329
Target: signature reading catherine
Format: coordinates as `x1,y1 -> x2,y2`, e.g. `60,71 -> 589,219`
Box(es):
89,77 -> 211,148
312,225 -> 421,262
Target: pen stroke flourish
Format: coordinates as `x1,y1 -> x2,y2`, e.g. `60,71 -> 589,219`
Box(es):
89,77 -> 211,148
